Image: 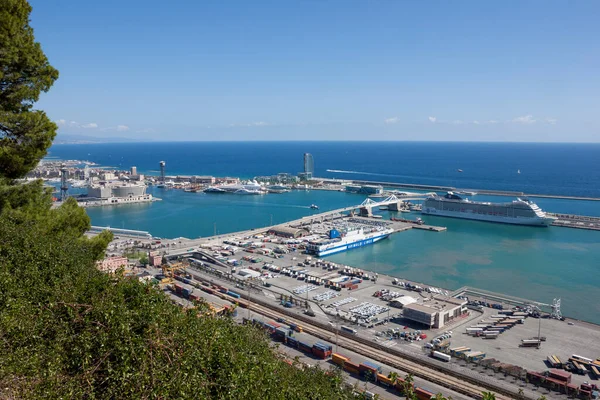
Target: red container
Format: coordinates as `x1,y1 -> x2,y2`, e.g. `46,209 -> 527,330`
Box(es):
348,284 -> 359,290
174,284 -> 183,293
415,387 -> 434,400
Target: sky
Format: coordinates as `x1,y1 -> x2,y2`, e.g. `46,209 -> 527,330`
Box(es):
29,0 -> 599,142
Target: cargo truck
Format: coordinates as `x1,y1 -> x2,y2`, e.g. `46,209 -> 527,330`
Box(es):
431,351 -> 451,362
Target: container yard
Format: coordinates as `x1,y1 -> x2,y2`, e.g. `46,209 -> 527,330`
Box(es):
104,204 -> 600,399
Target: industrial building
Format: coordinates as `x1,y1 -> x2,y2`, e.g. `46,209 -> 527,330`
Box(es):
402,295 -> 468,329
87,182 -> 147,199
268,226 -> 309,238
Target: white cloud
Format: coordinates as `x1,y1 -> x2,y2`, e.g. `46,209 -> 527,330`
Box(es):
81,122 -> 98,129
472,120 -> 480,125
487,120 -> 499,124
116,125 -> 129,131
135,128 -> 155,133
428,116 -> 437,123
512,115 -> 536,124
546,118 -> 558,125
384,117 -> 399,124
451,120 -> 464,125
55,119 -> 66,126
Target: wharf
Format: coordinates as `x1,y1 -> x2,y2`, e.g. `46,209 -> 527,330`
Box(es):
549,212 -> 600,231
344,179 -> 600,201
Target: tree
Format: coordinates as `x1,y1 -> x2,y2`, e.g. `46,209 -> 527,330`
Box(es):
481,391 -> 497,400
0,2 -> 355,399
0,0 -> 59,179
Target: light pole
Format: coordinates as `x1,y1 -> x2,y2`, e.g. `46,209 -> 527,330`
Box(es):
329,320 -> 339,353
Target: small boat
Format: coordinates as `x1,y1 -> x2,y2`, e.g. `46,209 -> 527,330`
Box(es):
310,204 -> 319,209
457,169 -> 463,173
517,169 -> 521,174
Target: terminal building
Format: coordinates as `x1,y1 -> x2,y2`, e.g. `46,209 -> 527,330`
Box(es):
402,295 -> 468,329
87,182 -> 148,199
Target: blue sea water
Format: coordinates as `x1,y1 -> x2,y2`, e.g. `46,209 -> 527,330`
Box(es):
49,141 -> 600,198
48,142 -> 600,323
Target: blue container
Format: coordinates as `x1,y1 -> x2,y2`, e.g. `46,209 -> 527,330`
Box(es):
315,342 -> 332,351
183,278 -> 192,285
275,328 -> 287,337
351,278 -> 361,284
299,342 -> 312,352
361,361 -> 382,373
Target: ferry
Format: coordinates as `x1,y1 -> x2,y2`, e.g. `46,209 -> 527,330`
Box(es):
305,227 -> 394,257
421,192 -> 556,226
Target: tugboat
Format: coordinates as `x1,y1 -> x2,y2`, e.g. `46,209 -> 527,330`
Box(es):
310,204 -> 319,210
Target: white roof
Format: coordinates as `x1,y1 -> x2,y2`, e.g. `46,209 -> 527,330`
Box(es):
391,296 -> 418,306
238,269 -> 261,278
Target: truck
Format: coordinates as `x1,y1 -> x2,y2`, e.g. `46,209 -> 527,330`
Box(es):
432,351 -> 451,362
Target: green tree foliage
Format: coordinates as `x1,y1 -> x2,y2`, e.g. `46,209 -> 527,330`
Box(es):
1,0 -> 59,179
0,2 -> 355,398
481,391 -> 497,400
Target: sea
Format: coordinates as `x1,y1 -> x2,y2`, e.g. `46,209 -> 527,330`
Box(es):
47,141 -> 600,323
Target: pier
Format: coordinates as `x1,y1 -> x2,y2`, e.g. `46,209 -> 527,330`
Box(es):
549,212 -> 600,230
346,178 -> 600,201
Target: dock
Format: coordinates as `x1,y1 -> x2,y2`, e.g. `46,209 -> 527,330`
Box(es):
345,179 -> 600,201
549,213 -> 600,231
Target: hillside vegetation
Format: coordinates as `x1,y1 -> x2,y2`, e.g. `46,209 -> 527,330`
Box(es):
0,1 -> 350,398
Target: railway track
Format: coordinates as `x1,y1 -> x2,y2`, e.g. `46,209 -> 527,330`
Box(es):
246,301 -> 513,400
185,271 -> 525,399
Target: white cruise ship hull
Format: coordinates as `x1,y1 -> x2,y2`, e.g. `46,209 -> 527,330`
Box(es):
311,233 -> 391,257
421,208 -> 554,226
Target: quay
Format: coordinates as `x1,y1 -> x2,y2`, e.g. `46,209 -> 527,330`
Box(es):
346,178 -> 600,201
549,212 -> 600,230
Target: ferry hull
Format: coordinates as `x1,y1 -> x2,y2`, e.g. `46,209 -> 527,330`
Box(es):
421,208 -> 554,226
311,233 -> 390,257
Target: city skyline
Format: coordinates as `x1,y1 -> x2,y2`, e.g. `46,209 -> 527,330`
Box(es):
30,1 -> 599,142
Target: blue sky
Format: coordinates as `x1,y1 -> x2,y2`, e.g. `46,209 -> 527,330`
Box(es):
30,0 -> 599,142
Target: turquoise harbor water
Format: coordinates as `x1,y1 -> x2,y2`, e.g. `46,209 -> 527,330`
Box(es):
49,142 -> 600,323
85,187 -> 600,323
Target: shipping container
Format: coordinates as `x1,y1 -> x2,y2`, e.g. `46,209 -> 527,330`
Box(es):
226,291 -> 241,299
298,341 -> 313,353
286,337 -> 299,348
549,369 -> 571,383
415,386 -> 434,400
314,342 -> 333,351
332,353 -> 348,366
376,373 -> 393,387
343,361 -> 360,374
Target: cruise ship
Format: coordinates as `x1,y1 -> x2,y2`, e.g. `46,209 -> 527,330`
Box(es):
306,227 -> 394,257
421,192 -> 556,226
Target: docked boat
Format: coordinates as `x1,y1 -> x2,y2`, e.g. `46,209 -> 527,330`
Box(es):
421,192 -> 556,226
456,190 -> 477,196
305,227 -> 394,257
204,180 -> 264,195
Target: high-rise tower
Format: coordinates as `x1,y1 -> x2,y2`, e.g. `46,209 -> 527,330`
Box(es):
159,161 -> 166,183
60,164 -> 69,201
303,153 -> 314,180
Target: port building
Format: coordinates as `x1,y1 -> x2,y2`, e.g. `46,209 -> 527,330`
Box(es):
88,182 -> 147,199
268,226 -> 309,238
402,295 -> 468,329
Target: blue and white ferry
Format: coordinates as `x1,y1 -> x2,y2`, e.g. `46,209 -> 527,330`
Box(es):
305,227 -> 393,257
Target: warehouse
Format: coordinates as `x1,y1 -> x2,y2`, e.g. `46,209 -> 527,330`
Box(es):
268,226 -> 309,238
402,296 -> 467,329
